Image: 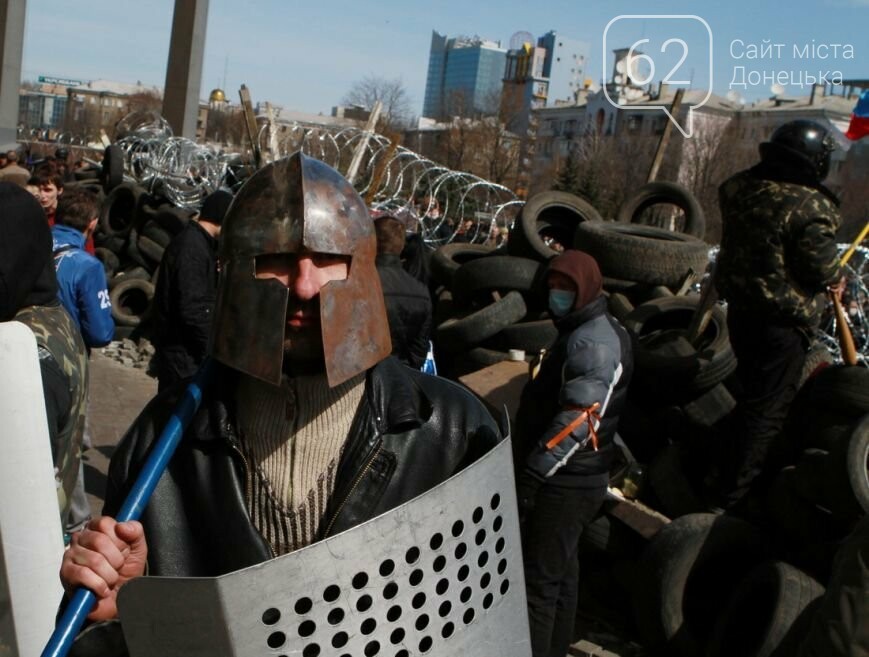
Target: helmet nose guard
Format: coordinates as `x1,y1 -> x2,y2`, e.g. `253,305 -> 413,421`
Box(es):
212,152 -> 391,387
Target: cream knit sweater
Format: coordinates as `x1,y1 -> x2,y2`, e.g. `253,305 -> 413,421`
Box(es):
235,371 -> 365,555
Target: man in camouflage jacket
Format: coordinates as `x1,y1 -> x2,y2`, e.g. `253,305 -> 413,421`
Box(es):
715,120 -> 842,507
0,182 -> 89,532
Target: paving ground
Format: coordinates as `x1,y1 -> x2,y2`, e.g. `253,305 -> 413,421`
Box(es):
82,350 -> 157,517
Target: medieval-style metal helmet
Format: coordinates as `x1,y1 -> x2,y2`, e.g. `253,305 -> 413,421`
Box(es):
211,152 -> 391,387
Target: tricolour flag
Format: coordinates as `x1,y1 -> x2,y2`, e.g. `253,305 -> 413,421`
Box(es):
845,89 -> 869,141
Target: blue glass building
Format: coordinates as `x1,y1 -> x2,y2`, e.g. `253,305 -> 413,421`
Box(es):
423,31 -> 507,120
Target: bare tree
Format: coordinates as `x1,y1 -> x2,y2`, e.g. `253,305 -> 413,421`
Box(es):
204,107 -> 248,147
342,75 -> 413,131
674,115 -> 753,242
126,90 -> 163,115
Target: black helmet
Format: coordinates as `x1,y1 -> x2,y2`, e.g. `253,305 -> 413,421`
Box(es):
761,120 -> 837,181
55,147 -> 69,161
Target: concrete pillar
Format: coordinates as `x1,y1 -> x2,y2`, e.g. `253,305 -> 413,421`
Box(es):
162,0 -> 208,139
0,0 -> 26,145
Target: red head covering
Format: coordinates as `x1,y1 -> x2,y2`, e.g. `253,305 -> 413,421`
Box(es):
546,249 -> 603,312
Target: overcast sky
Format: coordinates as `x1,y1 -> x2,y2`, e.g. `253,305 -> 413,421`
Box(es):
21,0 -> 868,117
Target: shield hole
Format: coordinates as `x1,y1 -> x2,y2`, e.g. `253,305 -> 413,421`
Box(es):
352,572 -> 369,589
267,631 -> 286,648
262,607 -> 281,625
405,546 -> 420,564
323,584 -> 340,603
295,597 -> 313,614
379,559 -> 395,577
298,620 -> 316,637
386,605 -> 402,622
327,608 -> 344,625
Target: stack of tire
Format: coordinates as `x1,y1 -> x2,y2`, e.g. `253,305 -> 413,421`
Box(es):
430,243 -> 550,376
430,185 -> 722,402
598,368 -> 868,657
70,144 -> 196,340
428,188 -> 615,375
626,512 -> 831,657
770,365 -> 869,552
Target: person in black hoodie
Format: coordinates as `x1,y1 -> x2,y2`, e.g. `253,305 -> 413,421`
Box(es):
151,189 -> 233,391
514,249 -> 633,657
373,214 -> 433,369
0,182 -> 90,533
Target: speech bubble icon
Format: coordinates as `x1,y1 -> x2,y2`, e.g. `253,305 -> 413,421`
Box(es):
602,15 -> 713,138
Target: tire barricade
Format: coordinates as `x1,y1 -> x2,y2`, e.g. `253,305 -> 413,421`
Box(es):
429,187 -> 867,657
86,180 -> 197,335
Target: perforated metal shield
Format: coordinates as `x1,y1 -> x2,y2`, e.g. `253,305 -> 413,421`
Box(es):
117,438 -> 530,657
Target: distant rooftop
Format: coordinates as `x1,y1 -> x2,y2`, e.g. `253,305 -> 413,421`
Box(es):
70,79 -> 162,97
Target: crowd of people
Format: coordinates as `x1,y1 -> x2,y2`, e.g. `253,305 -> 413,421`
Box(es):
1,147 -> 111,540
1,119 -> 864,657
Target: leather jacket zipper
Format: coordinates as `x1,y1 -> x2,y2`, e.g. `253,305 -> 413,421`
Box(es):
323,441 -> 383,537
226,424 -> 275,559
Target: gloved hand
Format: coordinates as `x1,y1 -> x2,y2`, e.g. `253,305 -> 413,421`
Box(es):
516,468 -> 544,521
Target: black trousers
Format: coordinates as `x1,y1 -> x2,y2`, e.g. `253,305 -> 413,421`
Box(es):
723,307 -> 808,505
522,482 -> 607,657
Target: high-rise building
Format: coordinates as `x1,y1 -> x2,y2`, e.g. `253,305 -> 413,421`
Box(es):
422,31 -> 507,120
537,31 -> 590,107
501,31 -> 590,135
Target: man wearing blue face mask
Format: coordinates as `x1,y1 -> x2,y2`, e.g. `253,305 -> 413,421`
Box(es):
514,249 -> 634,657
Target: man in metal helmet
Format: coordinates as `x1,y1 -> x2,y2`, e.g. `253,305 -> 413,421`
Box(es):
714,119 -> 843,509
212,153 -> 392,386
59,153 -> 502,649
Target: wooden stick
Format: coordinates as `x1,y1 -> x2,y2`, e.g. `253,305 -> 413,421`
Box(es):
647,88 -> 685,183
831,292 -> 858,366
346,101 -> 382,185
840,219 -> 869,268
238,85 -> 261,168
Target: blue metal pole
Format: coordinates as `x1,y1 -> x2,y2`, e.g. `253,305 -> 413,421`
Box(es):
42,360 -> 214,657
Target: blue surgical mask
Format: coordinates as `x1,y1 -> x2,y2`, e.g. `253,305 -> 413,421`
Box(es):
548,289 -> 576,317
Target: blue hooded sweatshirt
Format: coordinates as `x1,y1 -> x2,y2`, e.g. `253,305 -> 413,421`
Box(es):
52,224 -> 114,348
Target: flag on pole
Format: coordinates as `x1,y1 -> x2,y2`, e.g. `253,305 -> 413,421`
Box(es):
845,89 -> 869,141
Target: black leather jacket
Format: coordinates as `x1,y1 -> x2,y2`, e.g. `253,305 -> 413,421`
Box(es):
102,356 -> 502,578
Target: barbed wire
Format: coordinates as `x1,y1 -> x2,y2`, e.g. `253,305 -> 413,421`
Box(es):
263,120 -> 519,243
37,111 -> 520,236
818,244 -> 869,365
